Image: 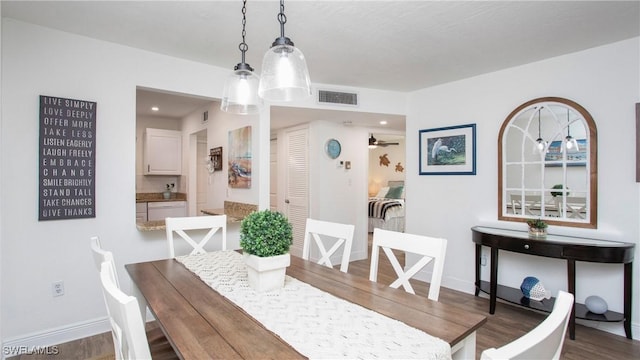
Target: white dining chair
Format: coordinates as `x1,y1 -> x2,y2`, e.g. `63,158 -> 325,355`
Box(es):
302,218 -> 355,273
165,215 -> 227,257
480,290 -> 574,360
90,236 -> 120,287
369,228 -> 447,301
90,236 -> 171,357
99,261 -> 178,360
554,196 -> 587,219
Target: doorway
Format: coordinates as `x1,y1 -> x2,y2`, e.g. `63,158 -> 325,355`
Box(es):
195,129 -> 208,215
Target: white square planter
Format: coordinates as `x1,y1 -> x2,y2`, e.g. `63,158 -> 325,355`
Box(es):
243,252 -> 290,292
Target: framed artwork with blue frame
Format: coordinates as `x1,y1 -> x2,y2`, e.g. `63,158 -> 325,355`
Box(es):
419,123 -> 476,175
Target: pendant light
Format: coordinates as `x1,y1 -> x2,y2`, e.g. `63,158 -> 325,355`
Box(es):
221,0 -> 262,115
563,109 -> 579,153
533,107 -> 548,154
258,0 -> 311,102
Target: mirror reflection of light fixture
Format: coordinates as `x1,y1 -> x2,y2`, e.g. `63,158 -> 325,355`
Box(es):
533,107 -> 548,154
258,0 -> 311,102
563,109 -> 580,153
221,0 -> 262,115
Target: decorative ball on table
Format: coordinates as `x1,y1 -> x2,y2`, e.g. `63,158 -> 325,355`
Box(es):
585,295 -> 608,314
520,276 -> 551,301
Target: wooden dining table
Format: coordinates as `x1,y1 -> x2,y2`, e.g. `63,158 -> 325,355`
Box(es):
126,253 -> 486,359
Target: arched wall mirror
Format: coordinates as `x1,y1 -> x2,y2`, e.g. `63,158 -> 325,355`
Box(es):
498,97 -> 597,228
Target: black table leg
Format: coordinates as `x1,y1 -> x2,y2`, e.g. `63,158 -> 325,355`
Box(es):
489,246 -> 498,314
624,262 -> 633,339
475,244 -> 481,296
567,259 -> 576,340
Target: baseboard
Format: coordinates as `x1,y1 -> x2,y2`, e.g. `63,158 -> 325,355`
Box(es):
2,317 -> 111,360
2,310 -> 157,360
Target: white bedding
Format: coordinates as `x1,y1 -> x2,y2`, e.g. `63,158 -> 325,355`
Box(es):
368,197 -> 405,232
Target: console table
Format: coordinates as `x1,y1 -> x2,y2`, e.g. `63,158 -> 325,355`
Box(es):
472,226 -> 634,340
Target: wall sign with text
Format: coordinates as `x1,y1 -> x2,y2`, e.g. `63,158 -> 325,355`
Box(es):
39,95 -> 96,220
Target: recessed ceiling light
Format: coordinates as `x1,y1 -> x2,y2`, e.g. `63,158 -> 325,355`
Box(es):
379,120 -> 387,125
151,106 -> 159,112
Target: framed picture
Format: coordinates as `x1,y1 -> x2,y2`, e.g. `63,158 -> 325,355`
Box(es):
544,139 -> 587,166
228,126 -> 252,188
209,146 -> 222,171
419,123 -> 476,175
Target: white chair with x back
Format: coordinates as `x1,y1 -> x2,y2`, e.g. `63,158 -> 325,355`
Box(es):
165,215 -> 227,257
369,228 -> 447,301
302,218 -> 355,273
481,290 -> 574,360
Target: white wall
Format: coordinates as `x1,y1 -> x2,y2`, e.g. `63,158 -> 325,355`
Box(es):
406,38 -> 640,338
0,18 -> 262,345
307,121 -> 370,262
0,19 -> 407,348
368,138 -> 406,196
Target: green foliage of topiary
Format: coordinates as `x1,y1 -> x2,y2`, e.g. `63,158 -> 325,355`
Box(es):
550,184 -> 569,197
526,218 -> 548,229
240,210 -> 293,257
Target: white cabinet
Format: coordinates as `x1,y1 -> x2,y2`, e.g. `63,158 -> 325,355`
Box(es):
143,128 -> 182,175
136,202 -> 148,222
147,201 -> 187,221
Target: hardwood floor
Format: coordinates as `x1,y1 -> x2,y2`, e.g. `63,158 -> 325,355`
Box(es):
11,243 -> 640,359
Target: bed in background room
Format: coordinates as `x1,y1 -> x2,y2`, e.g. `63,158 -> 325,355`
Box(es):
368,180 -> 405,232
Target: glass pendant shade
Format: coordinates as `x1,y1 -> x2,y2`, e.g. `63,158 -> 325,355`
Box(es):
563,135 -> 580,152
561,110 -> 579,152
533,138 -> 548,154
221,65 -> 262,115
258,43 -> 311,102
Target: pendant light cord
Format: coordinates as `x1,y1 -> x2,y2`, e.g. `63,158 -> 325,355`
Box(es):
236,0 -> 253,71
538,108 -> 542,139
278,0 -> 287,38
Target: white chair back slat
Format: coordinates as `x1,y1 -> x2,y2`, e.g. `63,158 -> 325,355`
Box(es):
481,291 -> 574,360
90,236 -> 121,291
369,228 -> 447,301
165,215 -> 227,257
99,261 -> 153,360
302,218 -> 355,273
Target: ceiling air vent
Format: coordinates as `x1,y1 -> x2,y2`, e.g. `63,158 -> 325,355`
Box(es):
318,90 -> 358,106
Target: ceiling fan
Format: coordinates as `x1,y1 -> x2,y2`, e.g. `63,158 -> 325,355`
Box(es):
368,134 -> 399,147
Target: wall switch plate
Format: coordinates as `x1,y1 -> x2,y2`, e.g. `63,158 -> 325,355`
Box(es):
52,281 -> 64,297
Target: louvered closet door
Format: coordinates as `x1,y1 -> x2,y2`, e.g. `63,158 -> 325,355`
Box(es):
284,127 -> 309,257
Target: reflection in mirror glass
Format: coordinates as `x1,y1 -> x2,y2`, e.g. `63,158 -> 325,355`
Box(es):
498,97 -> 597,228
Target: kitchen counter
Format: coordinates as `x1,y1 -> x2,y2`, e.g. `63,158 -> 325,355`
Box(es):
136,192 -> 187,203
200,208 -> 244,222
136,220 -> 166,231
201,201 -> 257,223
137,201 -> 258,231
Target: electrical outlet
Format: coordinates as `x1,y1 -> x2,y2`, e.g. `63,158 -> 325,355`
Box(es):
481,255 -> 487,267
52,281 -> 64,297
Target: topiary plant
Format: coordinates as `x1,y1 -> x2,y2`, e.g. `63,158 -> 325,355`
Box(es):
526,218 -> 548,229
240,210 -> 293,257
550,184 -> 569,197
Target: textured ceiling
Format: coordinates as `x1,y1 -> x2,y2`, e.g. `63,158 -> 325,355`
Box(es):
3,1 -> 639,131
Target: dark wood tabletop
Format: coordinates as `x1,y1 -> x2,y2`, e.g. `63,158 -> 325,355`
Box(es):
126,254 -> 486,359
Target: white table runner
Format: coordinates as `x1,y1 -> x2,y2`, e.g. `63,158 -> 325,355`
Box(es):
176,251 -> 451,360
